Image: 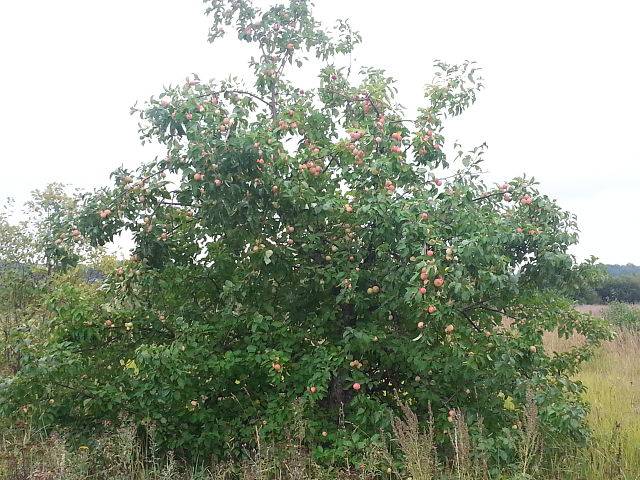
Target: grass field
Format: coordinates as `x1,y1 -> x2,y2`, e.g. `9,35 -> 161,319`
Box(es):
573,327 -> 640,478
544,305 -> 640,479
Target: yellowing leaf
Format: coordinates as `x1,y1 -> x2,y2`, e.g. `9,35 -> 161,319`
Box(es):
503,396 -> 516,411
124,359 -> 139,376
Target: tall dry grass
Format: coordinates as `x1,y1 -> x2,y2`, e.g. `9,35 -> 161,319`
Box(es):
392,403 -> 438,480
575,329 -> 640,478
542,304 -> 640,479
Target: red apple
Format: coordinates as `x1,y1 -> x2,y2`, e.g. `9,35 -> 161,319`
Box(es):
428,305 -> 437,314
427,250 -> 434,257
433,277 -> 444,288
520,195 -> 533,205
419,287 -> 427,295
352,382 -> 361,391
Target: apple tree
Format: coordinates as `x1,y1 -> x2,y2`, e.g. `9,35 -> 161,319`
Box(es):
1,0 -> 611,467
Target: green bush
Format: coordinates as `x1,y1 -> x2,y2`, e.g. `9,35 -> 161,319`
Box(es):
603,302 -> 640,330
0,0 -> 612,469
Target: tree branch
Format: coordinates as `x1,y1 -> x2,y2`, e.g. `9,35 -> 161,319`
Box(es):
456,308 -> 483,333
206,89 -> 271,108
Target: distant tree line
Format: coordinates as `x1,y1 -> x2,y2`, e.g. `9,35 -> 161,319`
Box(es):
574,263 -> 640,304
604,263 -> 640,277
595,275 -> 640,303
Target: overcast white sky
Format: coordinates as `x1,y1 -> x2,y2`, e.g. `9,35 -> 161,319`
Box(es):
0,1 -> 638,264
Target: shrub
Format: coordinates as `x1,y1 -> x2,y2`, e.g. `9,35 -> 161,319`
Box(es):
603,302 -> 640,330
0,0 -> 612,469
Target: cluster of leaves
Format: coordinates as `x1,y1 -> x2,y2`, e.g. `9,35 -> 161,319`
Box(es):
0,0 -> 612,470
4,184 -> 95,274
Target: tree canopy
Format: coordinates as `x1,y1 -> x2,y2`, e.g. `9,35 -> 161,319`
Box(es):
0,0 -> 611,467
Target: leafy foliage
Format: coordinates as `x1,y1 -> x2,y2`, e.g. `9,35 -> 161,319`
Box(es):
1,0 -> 612,468
0,187 -> 89,376
596,275 -> 640,304
603,302 -> 640,330
9,183 -> 94,274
